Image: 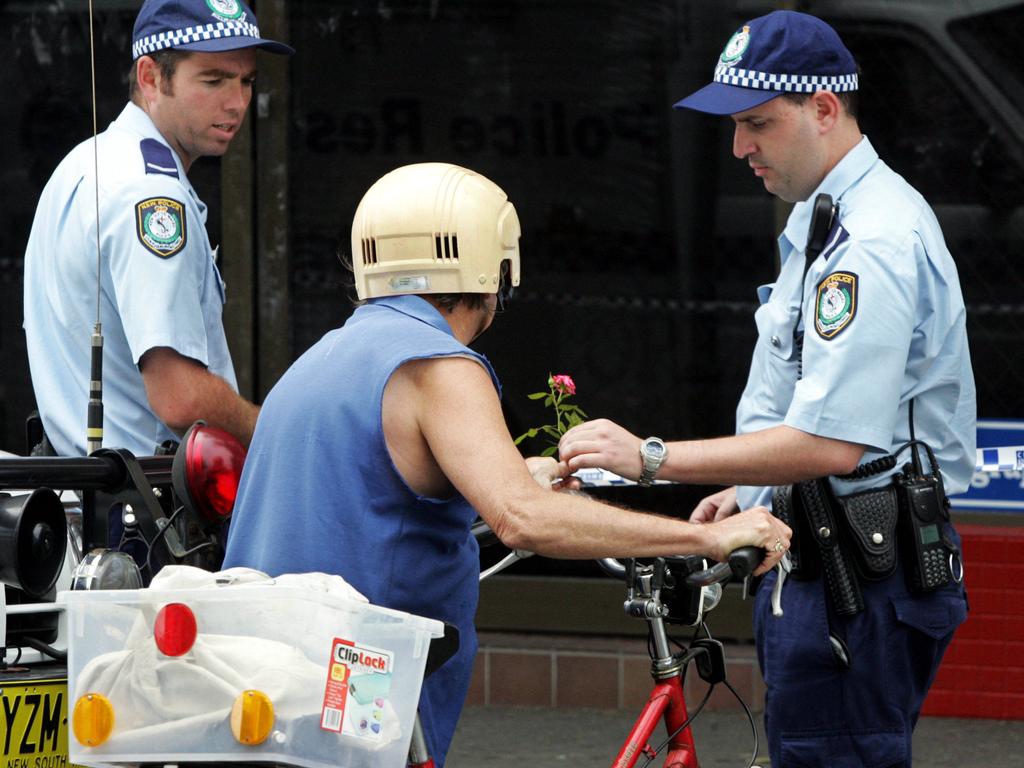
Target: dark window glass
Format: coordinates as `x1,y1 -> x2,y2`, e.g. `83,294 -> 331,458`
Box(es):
949,5 -> 1024,108
840,24 -> 1024,208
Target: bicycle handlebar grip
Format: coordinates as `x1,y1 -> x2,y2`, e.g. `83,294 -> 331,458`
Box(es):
685,546 -> 765,587
727,546 -> 764,579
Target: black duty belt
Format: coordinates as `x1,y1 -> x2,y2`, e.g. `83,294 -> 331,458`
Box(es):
772,480 -> 901,616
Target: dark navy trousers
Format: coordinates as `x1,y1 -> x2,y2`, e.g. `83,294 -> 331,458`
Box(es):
753,529 -> 967,767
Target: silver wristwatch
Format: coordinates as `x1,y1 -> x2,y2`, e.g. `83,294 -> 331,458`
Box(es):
638,436 -> 668,486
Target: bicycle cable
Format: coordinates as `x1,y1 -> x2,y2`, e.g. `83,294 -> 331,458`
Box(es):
661,622 -> 760,768
722,677 -> 760,768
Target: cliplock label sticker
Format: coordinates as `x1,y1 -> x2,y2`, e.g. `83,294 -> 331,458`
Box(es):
321,638 -> 394,740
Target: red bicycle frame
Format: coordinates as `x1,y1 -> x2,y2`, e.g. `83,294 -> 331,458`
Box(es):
614,673 -> 698,768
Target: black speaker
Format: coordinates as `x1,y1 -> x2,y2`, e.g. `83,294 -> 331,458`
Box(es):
0,487 -> 68,600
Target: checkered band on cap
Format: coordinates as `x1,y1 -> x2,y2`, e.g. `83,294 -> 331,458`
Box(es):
132,19 -> 262,59
714,64 -> 858,93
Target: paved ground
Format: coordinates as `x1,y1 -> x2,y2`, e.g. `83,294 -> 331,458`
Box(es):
449,705 -> 1024,766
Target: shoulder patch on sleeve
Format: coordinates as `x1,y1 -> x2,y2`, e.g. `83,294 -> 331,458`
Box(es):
140,138 -> 179,178
136,197 -> 187,258
815,271 -> 857,340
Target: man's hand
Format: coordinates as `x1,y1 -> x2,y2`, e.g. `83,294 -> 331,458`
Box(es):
558,418 -> 643,479
706,506 -> 791,576
690,486 -> 739,524
525,456 -> 580,491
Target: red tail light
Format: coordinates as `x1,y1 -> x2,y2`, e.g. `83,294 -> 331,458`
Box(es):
172,422 -> 247,523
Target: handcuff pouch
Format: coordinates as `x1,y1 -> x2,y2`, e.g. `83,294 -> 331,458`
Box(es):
833,485 -> 900,581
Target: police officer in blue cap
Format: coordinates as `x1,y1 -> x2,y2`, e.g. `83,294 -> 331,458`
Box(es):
23,0 -> 293,457
561,10 -> 973,766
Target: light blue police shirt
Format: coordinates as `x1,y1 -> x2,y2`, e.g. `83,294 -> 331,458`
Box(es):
23,103 -> 237,456
735,136 -> 976,511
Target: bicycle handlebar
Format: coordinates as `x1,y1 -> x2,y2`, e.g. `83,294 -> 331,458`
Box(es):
597,546 -> 764,585
470,519 -> 500,548
685,546 -> 764,586
471,519 -> 766,585
596,557 -> 627,579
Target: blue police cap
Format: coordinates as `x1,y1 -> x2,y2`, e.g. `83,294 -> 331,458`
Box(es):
674,11 -> 857,116
132,0 -> 295,60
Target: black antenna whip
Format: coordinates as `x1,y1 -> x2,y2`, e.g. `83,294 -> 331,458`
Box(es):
86,0 -> 104,454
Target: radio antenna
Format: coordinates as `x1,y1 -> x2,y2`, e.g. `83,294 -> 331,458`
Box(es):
86,0 -> 104,454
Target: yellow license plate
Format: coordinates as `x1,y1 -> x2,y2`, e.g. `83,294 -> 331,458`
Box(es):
0,677 -> 84,768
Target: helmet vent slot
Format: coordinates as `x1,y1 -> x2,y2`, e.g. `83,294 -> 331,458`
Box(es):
434,234 -> 459,262
361,238 -> 378,265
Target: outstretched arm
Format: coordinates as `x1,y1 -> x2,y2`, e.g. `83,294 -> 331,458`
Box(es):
558,418 -> 864,488
409,357 -> 790,574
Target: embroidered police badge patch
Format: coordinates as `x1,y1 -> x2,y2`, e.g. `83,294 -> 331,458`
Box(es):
206,0 -> 244,21
136,198 -> 186,258
815,271 -> 857,340
720,25 -> 750,66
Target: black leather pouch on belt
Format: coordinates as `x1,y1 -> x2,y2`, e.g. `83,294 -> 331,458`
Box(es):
832,485 -> 899,581
771,483 -> 820,580
796,479 -> 864,616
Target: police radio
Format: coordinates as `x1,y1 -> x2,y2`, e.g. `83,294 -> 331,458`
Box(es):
892,439 -> 957,593
805,193 -> 838,263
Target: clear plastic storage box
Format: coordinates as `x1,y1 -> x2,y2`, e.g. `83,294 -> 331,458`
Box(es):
63,582 -> 443,768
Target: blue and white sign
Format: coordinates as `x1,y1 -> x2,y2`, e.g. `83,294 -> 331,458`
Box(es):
951,419 -> 1024,513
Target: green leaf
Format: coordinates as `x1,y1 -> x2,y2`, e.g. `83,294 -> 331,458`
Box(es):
513,427 -> 540,445
544,395 -> 555,407
527,392 -> 548,400
567,413 -> 584,428
541,425 -> 562,439
540,445 -> 558,457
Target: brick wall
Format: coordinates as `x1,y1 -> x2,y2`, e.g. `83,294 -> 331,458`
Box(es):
923,524 -> 1024,719
465,632 -> 763,713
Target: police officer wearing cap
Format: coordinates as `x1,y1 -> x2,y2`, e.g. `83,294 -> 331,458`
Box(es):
23,0 -> 293,457
560,10 -> 972,766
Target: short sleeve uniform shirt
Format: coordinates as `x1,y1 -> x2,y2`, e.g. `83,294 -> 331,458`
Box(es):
736,137 -> 976,510
23,102 -> 237,456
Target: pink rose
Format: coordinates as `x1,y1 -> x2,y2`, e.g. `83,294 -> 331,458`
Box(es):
551,374 -> 576,396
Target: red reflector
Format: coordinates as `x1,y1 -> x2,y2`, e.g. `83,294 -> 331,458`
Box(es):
175,423 -> 247,523
154,602 -> 198,656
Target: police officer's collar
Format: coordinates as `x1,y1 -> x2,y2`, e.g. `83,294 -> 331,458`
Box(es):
782,136 -> 878,253
368,295 -> 459,338
115,103 -> 186,174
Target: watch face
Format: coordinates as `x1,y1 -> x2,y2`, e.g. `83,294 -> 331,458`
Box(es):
645,441 -> 665,458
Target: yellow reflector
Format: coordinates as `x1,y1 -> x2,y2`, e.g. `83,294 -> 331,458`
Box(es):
231,689 -> 275,745
72,692 -> 115,747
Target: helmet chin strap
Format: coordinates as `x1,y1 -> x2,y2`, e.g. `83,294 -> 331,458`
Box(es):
495,260 -> 515,314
